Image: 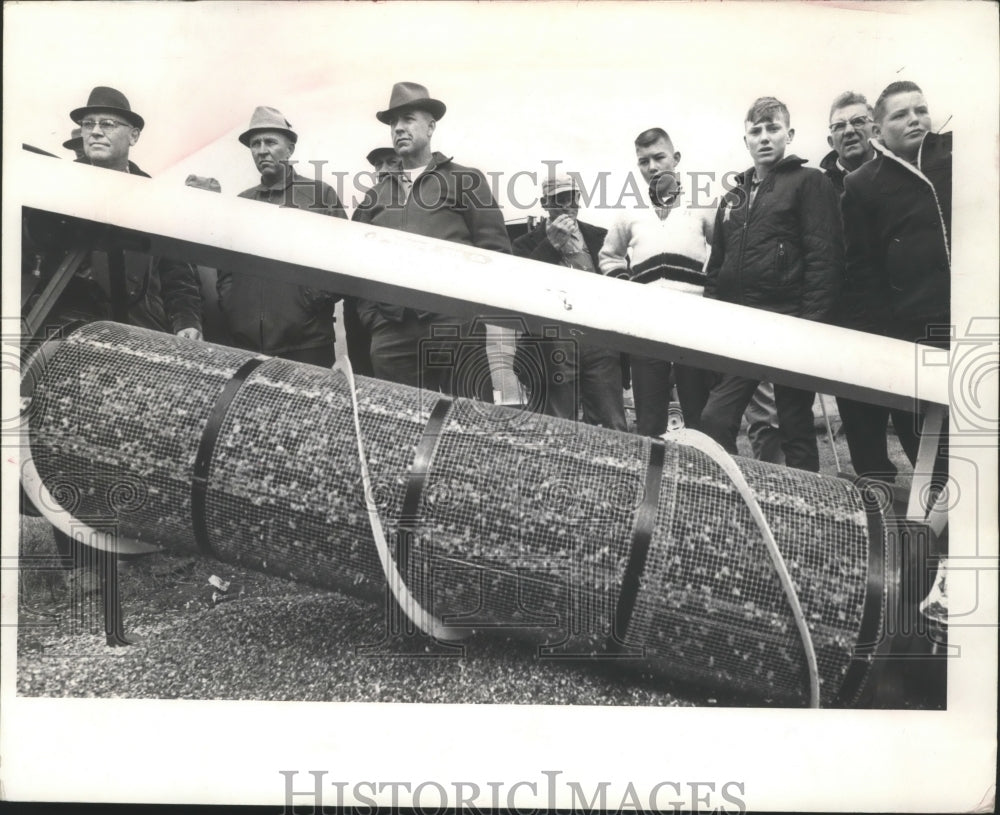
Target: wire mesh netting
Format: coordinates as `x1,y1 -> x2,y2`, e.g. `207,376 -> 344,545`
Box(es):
26,322 -> 885,705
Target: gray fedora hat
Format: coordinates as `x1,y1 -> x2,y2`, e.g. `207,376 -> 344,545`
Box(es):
70,86 -> 145,130
375,82 -> 446,125
238,106 -> 298,147
366,147 -> 398,166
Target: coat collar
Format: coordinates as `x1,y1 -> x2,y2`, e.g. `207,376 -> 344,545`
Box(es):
734,154 -> 808,187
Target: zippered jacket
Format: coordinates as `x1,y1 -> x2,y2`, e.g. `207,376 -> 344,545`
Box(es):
840,132 -> 951,340
704,155 -> 843,322
352,151 -> 511,330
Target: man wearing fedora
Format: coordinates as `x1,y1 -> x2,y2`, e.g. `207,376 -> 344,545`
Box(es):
216,106 -> 347,367
61,86 -> 203,338
353,82 -> 511,396
63,127 -> 85,161
512,174 -> 627,430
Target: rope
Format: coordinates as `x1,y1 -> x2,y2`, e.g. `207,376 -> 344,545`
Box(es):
334,357 -> 467,642
818,394 -> 842,474
670,428 -> 821,708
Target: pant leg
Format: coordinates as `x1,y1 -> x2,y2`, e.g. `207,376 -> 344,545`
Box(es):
672,363 -> 713,432
342,296 -> 374,377
889,408 -> 921,466
837,396 -> 896,480
630,355 -> 672,437
579,346 -> 627,431
700,374 -> 760,454
773,384 -> 819,472
745,381 -> 784,464
370,313 -> 446,392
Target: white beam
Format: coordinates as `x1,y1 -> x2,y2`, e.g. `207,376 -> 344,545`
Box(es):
11,150 -> 948,410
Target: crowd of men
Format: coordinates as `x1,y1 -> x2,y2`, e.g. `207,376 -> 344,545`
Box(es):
24,79 -> 952,484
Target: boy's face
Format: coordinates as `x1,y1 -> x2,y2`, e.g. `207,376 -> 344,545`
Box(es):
743,114 -> 794,170
876,90 -> 931,162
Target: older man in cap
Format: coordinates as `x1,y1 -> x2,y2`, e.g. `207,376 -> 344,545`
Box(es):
366,147 -> 402,182
353,82 -> 512,396
511,174 -> 626,429
63,127 -> 85,161
56,86 -> 202,338
216,106 -> 347,367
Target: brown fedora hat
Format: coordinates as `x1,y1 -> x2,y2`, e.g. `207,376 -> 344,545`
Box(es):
70,86 -> 144,130
63,127 -> 83,152
366,147 -> 398,166
239,106 -> 298,147
375,82 -> 446,125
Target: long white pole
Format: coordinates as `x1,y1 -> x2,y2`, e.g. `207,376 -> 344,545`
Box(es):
10,150 -> 948,411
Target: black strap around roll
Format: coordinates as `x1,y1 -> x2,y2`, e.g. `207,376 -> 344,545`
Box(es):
191,357 -> 265,556
611,438 -> 667,650
397,397 -> 453,578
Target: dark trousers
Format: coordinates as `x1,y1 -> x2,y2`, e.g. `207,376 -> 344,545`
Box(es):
342,296 -> 373,377
370,312 -> 489,399
543,346 -> 627,431
701,374 -> 819,471
630,356 -> 713,437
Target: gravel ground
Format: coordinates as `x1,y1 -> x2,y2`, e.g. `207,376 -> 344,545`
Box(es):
16,411 -> 912,706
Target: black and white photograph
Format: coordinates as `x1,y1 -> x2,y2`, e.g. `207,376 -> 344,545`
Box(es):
2,1 -> 997,811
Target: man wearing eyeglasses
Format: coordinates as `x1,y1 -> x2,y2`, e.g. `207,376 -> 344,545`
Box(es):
64,86 -> 202,339
820,92 -> 877,193
510,175 -> 626,429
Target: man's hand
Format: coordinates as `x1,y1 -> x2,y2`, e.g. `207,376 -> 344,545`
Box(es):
545,214 -> 583,253
176,327 -> 202,341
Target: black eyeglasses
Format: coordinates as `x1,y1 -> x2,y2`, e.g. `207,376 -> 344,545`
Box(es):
541,192 -> 580,208
829,115 -> 872,134
80,119 -> 132,132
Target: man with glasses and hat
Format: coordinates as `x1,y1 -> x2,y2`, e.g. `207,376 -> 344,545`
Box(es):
55,86 -> 203,339
353,81 -> 512,397
511,174 -> 626,429
216,106 -> 347,367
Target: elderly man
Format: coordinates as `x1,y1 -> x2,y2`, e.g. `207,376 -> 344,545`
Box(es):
353,82 -> 511,396
512,175 -> 626,429
62,86 -> 202,338
820,91 -> 876,193
217,106 -> 347,366
366,147 -> 402,181
839,81 -> 951,482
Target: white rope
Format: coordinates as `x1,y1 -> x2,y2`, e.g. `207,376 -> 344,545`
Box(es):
334,357 -> 467,642
669,428 -> 821,708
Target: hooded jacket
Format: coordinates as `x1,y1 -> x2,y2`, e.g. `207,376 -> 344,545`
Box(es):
352,151 -> 511,330
840,131 -> 951,340
704,154 -> 843,322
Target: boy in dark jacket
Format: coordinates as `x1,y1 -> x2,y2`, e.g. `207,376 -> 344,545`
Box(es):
839,81 -> 952,480
701,97 -> 844,471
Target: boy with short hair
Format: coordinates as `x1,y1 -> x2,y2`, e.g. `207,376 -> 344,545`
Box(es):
700,97 -> 843,471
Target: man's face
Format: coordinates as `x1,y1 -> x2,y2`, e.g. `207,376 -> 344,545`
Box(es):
542,189 -> 581,222
744,115 -> 794,169
877,91 -> 931,161
391,109 -> 435,159
376,154 -> 402,175
827,102 -> 876,167
635,138 -> 680,185
81,110 -> 139,169
249,131 -> 295,181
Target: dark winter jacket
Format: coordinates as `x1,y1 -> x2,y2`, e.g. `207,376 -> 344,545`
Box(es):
840,132 -> 951,341
217,170 -> 346,354
352,151 -> 511,331
705,154 -> 843,323
65,158 -> 202,333
819,149 -> 848,193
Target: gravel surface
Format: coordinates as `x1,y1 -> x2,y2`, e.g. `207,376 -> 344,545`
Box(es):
17,517 -> 716,705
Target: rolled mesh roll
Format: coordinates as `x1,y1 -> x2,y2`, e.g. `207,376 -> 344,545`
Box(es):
26,322 -> 887,706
